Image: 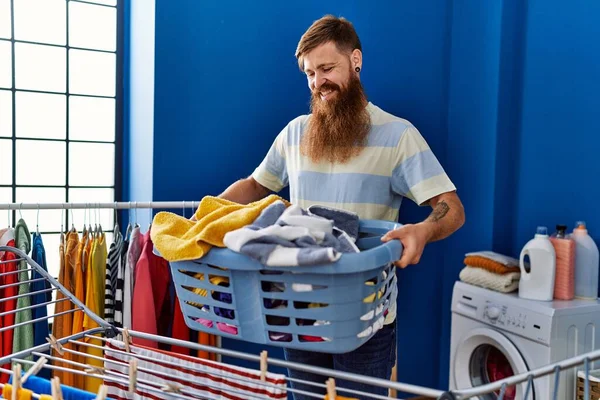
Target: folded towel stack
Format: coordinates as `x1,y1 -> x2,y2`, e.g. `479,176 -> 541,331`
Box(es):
459,251 -> 521,293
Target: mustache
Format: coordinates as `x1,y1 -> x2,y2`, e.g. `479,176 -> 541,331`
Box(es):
313,82 -> 340,95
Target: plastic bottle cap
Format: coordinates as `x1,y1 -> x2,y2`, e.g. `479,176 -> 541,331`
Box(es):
575,221 -> 587,230
556,224 -> 567,232
536,226 -> 548,236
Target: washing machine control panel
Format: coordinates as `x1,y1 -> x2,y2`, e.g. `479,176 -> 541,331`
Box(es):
483,301 -> 550,344
484,303 -> 527,327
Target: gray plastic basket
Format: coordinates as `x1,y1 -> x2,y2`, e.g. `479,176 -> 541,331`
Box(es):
170,219 -> 402,353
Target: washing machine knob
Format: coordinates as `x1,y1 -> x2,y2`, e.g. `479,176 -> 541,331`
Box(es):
486,306 -> 501,320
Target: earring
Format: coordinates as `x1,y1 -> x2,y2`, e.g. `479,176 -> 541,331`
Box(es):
355,66 -> 361,72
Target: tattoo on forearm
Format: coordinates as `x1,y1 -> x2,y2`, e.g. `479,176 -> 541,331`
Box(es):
428,201 -> 450,222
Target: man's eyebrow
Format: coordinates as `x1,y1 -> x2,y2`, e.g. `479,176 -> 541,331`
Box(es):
304,62 -> 337,73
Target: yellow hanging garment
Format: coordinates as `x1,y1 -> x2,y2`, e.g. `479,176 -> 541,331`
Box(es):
83,233 -> 107,393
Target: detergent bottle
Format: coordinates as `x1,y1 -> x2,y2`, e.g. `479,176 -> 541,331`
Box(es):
519,226 -> 556,301
572,221 -> 599,300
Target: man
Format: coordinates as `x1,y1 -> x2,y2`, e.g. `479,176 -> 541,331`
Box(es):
217,15 -> 465,399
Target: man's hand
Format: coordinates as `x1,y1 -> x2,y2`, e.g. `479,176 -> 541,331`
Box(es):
381,191 -> 465,268
381,223 -> 433,268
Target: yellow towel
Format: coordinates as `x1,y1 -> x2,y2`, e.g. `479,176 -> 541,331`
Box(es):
151,195 -> 289,262
2,384 -> 33,399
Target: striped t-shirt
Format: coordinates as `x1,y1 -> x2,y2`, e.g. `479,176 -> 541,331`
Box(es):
252,102 -> 456,222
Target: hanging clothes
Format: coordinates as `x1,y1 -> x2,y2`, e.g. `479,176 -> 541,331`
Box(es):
104,229 -> 123,324
70,229 -> 88,390
13,219 -> 33,363
131,230 -> 171,347
9,374 -> 101,400
30,232 -> 52,380
113,237 -> 129,330
123,226 -> 142,329
104,339 -> 288,400
51,229 -> 79,386
0,228 -> 18,384
83,232 -> 108,393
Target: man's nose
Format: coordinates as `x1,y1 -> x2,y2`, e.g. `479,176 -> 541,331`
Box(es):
314,73 -> 327,90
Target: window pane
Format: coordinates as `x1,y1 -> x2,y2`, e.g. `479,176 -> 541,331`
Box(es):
16,92 -> 66,139
0,0 -> 10,39
69,2 -> 116,52
15,43 -> 66,92
0,90 -> 11,137
69,49 -> 115,96
14,0 -> 66,45
69,188 -> 115,230
15,187 -> 65,232
69,96 -> 115,142
16,139 -> 66,185
0,139 -> 12,184
78,0 -> 117,6
69,142 -> 114,186
0,188 -> 12,227
0,40 -> 11,88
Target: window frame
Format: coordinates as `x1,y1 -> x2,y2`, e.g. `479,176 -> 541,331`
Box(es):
0,0 -> 123,231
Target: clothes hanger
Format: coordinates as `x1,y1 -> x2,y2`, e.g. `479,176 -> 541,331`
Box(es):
113,202 -> 121,240
36,203 -> 40,235
60,204 -> 65,245
125,202 -> 133,241
70,206 -> 77,234
134,202 -> 140,228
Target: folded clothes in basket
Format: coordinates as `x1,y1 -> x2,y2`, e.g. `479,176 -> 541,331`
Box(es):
223,201 -> 360,266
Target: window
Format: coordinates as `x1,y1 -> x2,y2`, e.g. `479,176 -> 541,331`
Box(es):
0,0 -> 122,280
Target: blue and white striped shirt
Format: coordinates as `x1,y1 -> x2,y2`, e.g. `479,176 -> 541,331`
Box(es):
253,102 -> 456,222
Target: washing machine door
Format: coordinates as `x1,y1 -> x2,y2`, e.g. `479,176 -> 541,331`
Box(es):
454,327 -> 533,400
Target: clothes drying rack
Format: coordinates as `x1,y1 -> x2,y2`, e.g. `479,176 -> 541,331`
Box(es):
0,201 -> 600,400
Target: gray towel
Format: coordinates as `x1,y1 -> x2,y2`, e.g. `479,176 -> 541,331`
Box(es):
223,201 -> 360,267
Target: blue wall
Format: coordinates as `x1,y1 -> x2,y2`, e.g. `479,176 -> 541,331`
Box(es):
125,0 -> 600,393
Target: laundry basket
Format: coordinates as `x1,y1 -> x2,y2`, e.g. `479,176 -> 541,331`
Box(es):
169,219 -> 402,353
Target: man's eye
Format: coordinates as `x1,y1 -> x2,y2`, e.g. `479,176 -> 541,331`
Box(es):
323,67 -> 333,72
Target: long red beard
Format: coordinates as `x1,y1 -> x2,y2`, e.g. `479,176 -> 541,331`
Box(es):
301,74 -> 371,164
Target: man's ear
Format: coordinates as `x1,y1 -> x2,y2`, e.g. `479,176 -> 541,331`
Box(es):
351,49 -> 363,70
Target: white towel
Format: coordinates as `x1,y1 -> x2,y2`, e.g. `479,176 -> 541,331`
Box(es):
459,266 -> 520,293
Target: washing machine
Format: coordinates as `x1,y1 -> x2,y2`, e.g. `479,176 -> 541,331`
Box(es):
449,281 -> 600,399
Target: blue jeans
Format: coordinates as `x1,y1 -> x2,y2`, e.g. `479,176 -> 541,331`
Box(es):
283,320 -> 397,400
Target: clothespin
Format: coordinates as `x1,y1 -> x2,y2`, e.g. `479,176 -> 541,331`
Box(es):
11,364 -> 21,400
326,378 -> 336,400
122,328 -> 131,353
128,359 -> 138,395
161,383 -> 182,394
51,377 -> 63,400
259,350 -> 268,382
22,357 -> 47,384
46,334 -> 64,356
84,366 -> 105,375
95,385 -> 108,400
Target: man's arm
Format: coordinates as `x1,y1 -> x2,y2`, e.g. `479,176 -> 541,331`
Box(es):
382,191 -> 465,268
421,191 -> 465,242
218,176 -> 271,204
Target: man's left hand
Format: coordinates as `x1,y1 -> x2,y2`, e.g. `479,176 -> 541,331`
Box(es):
381,223 -> 433,268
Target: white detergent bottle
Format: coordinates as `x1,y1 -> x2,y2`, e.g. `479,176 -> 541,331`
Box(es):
572,221 -> 599,299
519,226 -> 556,301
